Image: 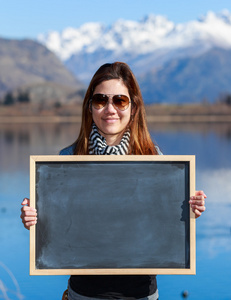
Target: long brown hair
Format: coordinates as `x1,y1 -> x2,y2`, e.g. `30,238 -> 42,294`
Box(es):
73,62 -> 158,155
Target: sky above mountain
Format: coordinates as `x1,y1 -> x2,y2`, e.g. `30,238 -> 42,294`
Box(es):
38,10 -> 231,61
1,0 -> 231,39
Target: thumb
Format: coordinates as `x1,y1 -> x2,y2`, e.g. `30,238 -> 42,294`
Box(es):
21,198 -> 30,206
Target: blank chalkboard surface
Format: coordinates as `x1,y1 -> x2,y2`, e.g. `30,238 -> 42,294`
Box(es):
30,155 -> 195,275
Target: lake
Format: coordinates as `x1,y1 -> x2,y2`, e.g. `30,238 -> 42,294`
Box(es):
0,121 -> 231,300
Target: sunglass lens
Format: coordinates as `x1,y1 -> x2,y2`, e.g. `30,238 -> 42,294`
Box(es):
91,94 -> 130,110
113,95 -> 129,110
92,94 -> 108,109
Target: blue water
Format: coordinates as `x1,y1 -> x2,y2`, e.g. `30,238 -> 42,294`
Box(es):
0,122 -> 231,299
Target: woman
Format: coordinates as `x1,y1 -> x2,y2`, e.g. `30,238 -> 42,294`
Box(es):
21,62 -> 206,300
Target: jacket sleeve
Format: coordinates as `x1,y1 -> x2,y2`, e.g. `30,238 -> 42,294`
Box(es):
59,144 -> 75,155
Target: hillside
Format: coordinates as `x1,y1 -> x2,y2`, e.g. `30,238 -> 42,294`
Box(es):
139,47 -> 231,103
0,38 -> 84,100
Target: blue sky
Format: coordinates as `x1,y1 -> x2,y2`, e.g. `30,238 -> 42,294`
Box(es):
1,0 -> 231,39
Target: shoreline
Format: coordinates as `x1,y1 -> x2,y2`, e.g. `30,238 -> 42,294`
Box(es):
1,103 -> 231,123
1,115 -> 231,123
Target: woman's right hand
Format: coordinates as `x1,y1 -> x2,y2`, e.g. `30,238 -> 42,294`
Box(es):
20,198 -> 37,230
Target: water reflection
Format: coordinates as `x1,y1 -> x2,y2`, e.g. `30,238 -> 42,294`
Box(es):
0,122 -> 231,300
198,168 -> 231,256
148,122 -> 231,139
0,262 -> 24,300
0,123 -> 80,172
1,122 -> 231,172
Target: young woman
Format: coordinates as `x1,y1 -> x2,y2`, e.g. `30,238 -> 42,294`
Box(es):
21,62 -> 206,300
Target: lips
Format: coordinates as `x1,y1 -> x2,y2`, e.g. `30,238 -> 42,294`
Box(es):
103,118 -> 119,123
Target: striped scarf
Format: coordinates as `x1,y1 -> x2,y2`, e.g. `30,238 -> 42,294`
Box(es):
89,123 -> 130,155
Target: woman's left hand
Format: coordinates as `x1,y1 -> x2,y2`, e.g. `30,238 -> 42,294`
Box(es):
189,190 -> 207,218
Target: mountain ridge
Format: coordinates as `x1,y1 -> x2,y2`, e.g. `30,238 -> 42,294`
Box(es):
1,11 -> 231,104
139,47 -> 231,103
0,37 -> 83,100
38,10 -> 231,62
36,10 -> 231,103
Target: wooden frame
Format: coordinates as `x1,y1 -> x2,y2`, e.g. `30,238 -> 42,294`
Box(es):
30,155 -> 195,275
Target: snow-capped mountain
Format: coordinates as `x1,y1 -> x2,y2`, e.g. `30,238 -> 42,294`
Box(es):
38,14 -> 175,61
38,10 -> 231,61
38,10 -> 231,103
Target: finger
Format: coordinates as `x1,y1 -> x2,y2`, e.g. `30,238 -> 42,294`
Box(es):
191,204 -> 206,212
21,198 -> 30,206
195,190 -> 207,198
190,194 -> 204,199
190,195 -> 205,202
189,199 -> 205,205
21,210 -> 37,219
194,209 -> 202,218
191,207 -> 203,218
24,220 -> 37,229
20,208 -> 37,222
21,206 -> 36,213
21,210 -> 37,218
23,216 -> 37,222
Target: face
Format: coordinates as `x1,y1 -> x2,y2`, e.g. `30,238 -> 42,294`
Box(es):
91,79 -> 132,146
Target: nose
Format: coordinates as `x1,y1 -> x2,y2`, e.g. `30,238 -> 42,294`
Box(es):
104,99 -> 117,113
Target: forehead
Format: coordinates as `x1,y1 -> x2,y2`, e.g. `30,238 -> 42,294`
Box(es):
94,79 -> 129,96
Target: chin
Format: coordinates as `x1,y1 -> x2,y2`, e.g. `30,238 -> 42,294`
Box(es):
104,130 -> 121,136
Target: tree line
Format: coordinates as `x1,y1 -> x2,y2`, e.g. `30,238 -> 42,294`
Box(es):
1,90 -> 231,106
2,91 -> 30,105
217,94 -> 231,106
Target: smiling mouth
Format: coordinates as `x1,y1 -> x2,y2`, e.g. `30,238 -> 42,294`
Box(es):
103,118 -> 119,122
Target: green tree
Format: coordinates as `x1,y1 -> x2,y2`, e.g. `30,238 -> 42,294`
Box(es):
18,91 -> 30,103
224,95 -> 231,105
218,94 -> 231,106
3,92 -> 15,105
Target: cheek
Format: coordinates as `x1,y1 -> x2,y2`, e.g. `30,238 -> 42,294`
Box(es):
122,110 -> 132,122
91,110 -> 100,123
91,110 -> 104,130
124,114 -> 131,124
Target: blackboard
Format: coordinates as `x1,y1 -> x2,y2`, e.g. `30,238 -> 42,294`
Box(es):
30,155 -> 195,275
